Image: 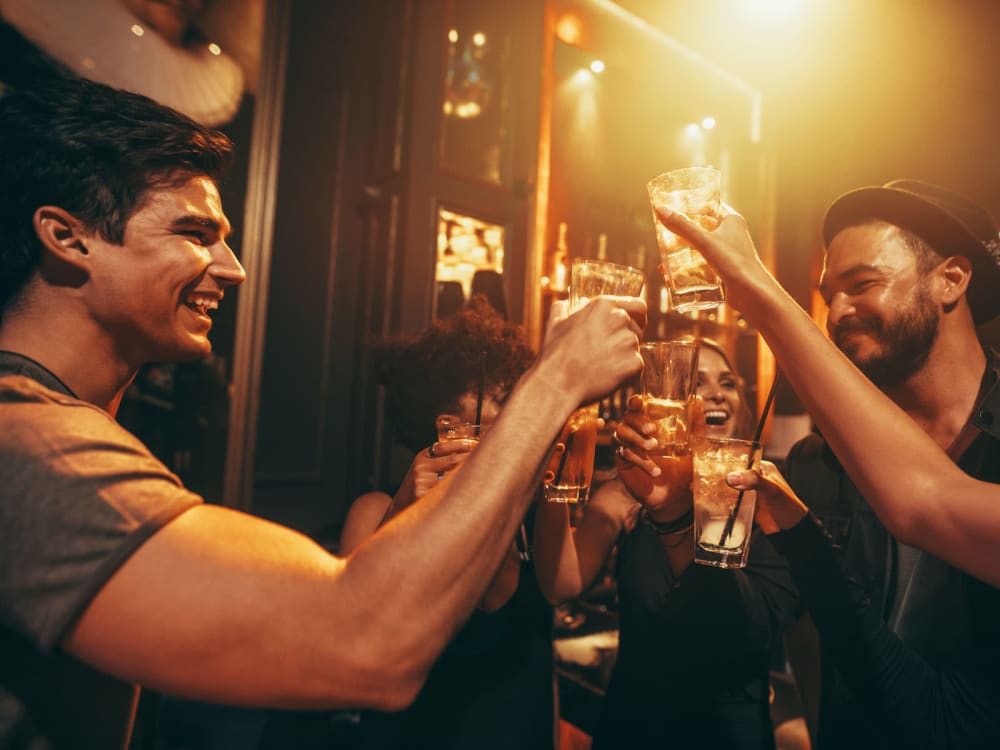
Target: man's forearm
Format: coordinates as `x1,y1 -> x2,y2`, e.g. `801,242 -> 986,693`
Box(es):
340,295 -> 644,697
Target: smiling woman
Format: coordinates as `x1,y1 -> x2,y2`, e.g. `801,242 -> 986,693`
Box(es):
687,336 -> 755,440
531,332 -> 796,749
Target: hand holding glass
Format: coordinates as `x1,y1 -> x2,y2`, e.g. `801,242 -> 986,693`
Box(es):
647,166 -> 725,312
436,414 -> 481,448
639,340 -> 699,485
569,258 -> 646,311
692,437 -> 762,568
542,259 -> 645,503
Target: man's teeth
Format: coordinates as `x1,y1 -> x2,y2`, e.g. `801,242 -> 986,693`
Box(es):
186,297 -> 219,314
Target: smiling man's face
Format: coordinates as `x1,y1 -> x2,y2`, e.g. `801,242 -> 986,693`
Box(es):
821,221 -> 940,388
81,175 -> 246,368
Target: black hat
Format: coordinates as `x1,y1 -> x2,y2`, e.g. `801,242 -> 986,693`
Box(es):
823,179 -> 1000,324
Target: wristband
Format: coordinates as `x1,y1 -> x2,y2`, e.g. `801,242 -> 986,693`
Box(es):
643,506 -> 694,535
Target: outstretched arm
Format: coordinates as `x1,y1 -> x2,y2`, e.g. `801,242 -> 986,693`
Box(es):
655,204 -> 1000,588
58,296 -> 646,711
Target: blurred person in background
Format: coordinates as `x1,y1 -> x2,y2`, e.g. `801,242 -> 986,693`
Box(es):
335,297 -> 556,750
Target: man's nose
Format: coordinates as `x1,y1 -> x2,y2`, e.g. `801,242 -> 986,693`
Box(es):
211,241 -> 247,288
826,291 -> 854,333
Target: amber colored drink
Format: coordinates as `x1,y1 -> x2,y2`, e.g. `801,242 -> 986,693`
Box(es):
543,403 -> 600,504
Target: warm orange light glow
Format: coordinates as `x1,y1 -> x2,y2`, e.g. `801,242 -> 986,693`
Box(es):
590,59 -> 605,74
556,13 -> 583,46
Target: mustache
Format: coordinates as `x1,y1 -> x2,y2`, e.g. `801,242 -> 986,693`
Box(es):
832,318 -> 882,347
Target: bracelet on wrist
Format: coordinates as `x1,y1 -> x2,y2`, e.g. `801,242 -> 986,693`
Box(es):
643,506 -> 694,536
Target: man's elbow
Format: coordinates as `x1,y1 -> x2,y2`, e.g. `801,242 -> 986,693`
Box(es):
342,655 -> 429,712
367,672 -> 426,713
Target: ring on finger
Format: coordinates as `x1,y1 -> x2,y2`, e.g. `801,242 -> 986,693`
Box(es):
428,443 -> 439,458
615,443 -> 626,459
436,470 -> 445,480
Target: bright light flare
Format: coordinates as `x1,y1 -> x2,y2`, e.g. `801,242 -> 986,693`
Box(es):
742,0 -> 804,25
590,59 -> 605,74
472,32 -> 486,47
701,116 -> 716,130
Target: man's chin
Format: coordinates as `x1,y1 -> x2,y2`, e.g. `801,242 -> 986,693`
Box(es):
836,339 -> 878,370
169,337 -> 213,363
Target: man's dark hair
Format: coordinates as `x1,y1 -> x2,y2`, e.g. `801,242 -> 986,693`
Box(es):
852,218 -> 945,274
374,296 -> 536,453
896,224 -> 946,275
0,76 -> 234,312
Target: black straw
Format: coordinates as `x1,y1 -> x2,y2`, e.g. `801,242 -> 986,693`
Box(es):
718,369 -> 782,547
474,351 -> 486,437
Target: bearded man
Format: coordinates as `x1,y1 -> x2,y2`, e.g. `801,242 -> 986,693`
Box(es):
766,179 -> 1000,748
624,179 -> 1000,749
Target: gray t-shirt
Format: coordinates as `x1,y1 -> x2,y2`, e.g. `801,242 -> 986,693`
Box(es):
0,359 -> 202,747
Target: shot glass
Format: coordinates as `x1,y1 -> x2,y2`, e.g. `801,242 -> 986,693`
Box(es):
646,167 -> 725,313
543,402 -> 600,504
569,258 -> 646,313
692,437 -> 762,569
435,414 -> 481,449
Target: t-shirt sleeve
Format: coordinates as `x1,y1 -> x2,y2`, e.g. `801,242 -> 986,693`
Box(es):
0,379 -> 202,650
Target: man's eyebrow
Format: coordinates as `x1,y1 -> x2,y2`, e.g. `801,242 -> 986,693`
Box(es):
170,214 -> 232,237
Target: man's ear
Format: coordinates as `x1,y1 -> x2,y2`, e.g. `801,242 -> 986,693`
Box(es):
938,255 -> 973,306
33,206 -> 93,270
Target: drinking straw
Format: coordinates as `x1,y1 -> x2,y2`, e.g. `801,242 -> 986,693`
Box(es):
717,369 -> 782,547
474,351 -> 486,437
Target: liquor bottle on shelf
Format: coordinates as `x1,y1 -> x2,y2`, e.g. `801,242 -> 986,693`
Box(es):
549,221 -> 569,294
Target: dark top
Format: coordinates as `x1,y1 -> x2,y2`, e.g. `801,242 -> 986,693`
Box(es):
765,349 -> 1000,749
771,407 -> 1000,749
596,351 -> 1000,749
593,517 -> 795,749
355,554 -> 555,749
0,352 -> 202,749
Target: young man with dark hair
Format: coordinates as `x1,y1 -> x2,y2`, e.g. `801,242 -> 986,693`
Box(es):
0,77 -> 645,748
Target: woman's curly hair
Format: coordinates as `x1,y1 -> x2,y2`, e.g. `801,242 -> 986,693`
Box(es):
373,296 -> 535,453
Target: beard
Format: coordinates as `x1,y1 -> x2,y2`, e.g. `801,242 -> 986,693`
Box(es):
832,284 -> 939,388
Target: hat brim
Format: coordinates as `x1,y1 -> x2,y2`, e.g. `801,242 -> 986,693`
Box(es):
823,186 -> 1000,324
